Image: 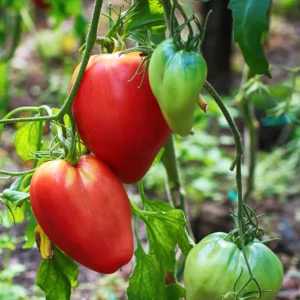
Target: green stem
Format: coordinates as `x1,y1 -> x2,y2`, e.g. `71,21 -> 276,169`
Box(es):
1,106 -> 46,121
204,81 -> 262,295
160,0 -> 176,35
242,99 -> 257,202
237,67 -> 257,202
130,200 -> 143,219
162,135 -> 182,209
172,0 -> 194,40
204,81 -> 243,169
138,180 -> 147,205
162,134 -> 195,241
57,0 -> 103,116
0,169 -> 36,177
33,108 -> 45,168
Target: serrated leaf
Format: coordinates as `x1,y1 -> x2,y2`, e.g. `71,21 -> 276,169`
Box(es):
145,200 -> 194,272
228,0 -> 271,77
127,244 -> 166,300
36,246 -> 78,300
123,0 -> 166,44
14,122 -> 41,161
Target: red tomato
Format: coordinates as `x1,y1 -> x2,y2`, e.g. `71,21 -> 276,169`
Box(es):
33,0 -> 51,8
71,52 -> 171,183
30,155 -> 133,274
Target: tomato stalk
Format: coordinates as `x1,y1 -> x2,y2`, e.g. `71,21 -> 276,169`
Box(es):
204,81 -> 266,297
160,0 -> 177,36
0,169 -> 36,180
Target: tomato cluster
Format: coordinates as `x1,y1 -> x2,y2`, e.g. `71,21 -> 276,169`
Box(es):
28,44 -> 283,300
29,52 -> 170,273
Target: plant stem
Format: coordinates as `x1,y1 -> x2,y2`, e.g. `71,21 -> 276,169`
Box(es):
204,81 -> 261,293
162,134 -> 195,240
162,135 -> 182,209
204,81 -> 243,167
236,67 -> 257,202
0,169 -> 36,177
160,0 -> 174,34
56,0 -> 103,116
241,99 -> 257,202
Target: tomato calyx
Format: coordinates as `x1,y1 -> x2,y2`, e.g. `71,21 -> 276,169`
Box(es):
169,0 -> 211,52
229,204 -> 266,249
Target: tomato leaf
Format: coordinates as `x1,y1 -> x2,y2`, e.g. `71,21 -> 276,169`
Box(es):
47,0 -> 83,28
14,122 -> 41,161
127,244 -> 166,300
228,0 -> 271,78
166,283 -> 185,299
3,189 -> 29,204
151,147 -> 165,167
23,212 -> 38,249
122,0 -> 166,44
144,200 -> 194,273
6,201 -> 27,224
36,246 -> 78,300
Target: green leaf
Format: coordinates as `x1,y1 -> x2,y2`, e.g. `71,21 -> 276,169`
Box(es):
3,189 -> 29,204
23,212 -> 38,249
228,0 -> 271,77
48,0 -> 83,28
123,0 -> 166,44
151,147 -> 165,167
127,244 -> 166,300
74,14 -> 88,36
14,122 -> 41,161
36,246 -> 78,300
166,283 -> 185,300
145,200 -> 194,272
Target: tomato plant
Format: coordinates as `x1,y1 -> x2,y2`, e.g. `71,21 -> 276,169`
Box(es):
30,155 -> 134,274
184,232 -> 283,300
149,39 -> 207,137
0,0 -> 288,299
71,52 -> 171,183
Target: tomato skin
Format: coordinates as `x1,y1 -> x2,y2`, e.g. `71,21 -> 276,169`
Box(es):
33,0 -> 51,8
149,38 -> 207,137
30,155 -> 134,274
71,53 -> 171,183
184,232 -> 283,300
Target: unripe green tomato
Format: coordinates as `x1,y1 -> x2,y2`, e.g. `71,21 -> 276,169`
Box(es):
149,38 -> 207,137
184,232 -> 283,300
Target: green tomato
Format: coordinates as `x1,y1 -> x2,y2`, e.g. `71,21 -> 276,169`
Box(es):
184,232 -> 283,300
149,38 -> 207,137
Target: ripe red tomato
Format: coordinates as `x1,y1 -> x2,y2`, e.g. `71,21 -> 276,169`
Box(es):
71,52 -> 171,183
30,155 -> 134,274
